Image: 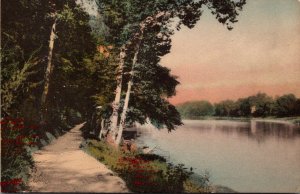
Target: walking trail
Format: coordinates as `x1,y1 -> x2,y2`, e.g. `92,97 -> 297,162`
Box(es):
28,123 -> 129,192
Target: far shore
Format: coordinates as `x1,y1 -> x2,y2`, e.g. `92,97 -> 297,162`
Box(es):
181,116 -> 300,126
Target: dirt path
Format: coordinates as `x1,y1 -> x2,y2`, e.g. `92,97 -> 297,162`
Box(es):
28,123 -> 129,192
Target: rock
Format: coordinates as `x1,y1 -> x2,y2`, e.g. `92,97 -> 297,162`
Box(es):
212,185 -> 237,193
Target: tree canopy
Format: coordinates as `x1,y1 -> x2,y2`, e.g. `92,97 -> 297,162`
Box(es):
1,0 -> 248,190
94,0 -> 247,133
177,93 -> 300,119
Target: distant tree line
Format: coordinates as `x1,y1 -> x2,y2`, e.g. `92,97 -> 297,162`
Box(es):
177,93 -> 300,118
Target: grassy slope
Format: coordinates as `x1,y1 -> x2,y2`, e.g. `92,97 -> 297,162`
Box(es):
81,139 -> 211,193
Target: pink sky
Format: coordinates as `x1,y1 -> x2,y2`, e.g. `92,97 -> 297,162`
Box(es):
162,0 -> 300,105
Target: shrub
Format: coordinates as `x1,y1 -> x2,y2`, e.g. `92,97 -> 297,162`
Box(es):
1,120 -> 35,192
164,163 -> 194,192
82,139 -> 210,193
136,153 -> 167,162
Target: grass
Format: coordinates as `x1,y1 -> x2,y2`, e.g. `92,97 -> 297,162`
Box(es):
81,139 -> 211,193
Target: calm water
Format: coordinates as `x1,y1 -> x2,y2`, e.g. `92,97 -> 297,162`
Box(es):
136,120 -> 300,192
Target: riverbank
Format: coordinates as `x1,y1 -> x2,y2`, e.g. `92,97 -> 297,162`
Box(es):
81,139 -> 212,193
181,116 -> 300,125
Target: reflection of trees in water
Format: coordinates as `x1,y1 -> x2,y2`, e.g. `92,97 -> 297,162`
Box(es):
140,121 -> 300,143
217,124 -> 250,137
249,121 -> 300,141
213,121 -> 300,142
186,123 -> 213,133
188,121 -> 300,142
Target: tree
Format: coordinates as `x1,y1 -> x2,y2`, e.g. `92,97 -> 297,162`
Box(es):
96,0 -> 247,145
177,101 -> 214,118
295,99 -> 300,116
1,1 -> 54,191
40,0 -> 95,123
214,100 -> 236,117
40,1 -> 57,121
116,11 -> 176,145
273,94 -> 297,117
238,98 -> 251,117
1,1 -> 101,190
250,93 -> 274,117
1,0 -> 50,117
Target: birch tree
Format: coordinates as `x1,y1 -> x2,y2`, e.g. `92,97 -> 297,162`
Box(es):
115,12 -> 172,145
40,0 -> 59,123
109,45 -> 126,138
96,0 -> 247,145
40,19 -> 57,123
40,0 -> 91,123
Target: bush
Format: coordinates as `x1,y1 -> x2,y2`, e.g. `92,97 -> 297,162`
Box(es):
114,155 -> 165,193
137,153 -> 167,162
82,139 -> 211,193
1,120 -> 35,192
164,163 -> 193,192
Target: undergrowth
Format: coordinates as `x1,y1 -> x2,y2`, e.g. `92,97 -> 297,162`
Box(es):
1,116 -> 75,193
82,139 -> 212,193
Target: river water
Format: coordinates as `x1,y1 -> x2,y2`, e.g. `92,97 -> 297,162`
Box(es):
135,120 -> 300,192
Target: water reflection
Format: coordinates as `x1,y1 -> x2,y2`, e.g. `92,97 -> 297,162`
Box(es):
136,120 -> 300,192
250,121 -> 300,142
184,120 -> 300,143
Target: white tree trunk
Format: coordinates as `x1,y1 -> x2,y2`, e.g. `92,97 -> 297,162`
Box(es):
115,34 -> 144,146
98,119 -> 105,140
109,45 -> 126,140
115,11 -> 169,145
115,77 -> 133,145
41,18 -> 57,121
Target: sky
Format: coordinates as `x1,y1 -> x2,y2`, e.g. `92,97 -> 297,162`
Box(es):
161,0 -> 300,104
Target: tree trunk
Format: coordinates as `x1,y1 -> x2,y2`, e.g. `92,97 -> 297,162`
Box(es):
115,33 -> 144,146
98,118 -> 105,140
114,11 -> 169,145
41,18 -> 57,123
109,45 -> 126,140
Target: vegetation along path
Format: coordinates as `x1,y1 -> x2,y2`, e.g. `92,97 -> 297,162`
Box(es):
28,123 -> 128,192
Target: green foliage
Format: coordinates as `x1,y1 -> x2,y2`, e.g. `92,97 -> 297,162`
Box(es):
1,1 -> 47,186
2,0 -> 247,191
164,163 -> 194,192
126,29 -> 183,131
1,0 -> 110,191
177,101 -> 215,119
136,153 -> 167,163
273,94 -> 298,117
179,93 -> 300,118
1,121 -> 37,192
94,0 -> 246,131
1,50 -> 40,115
83,139 -> 211,193
84,140 -> 121,168
214,100 -> 238,117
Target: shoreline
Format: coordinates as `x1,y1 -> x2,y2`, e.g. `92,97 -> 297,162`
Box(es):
135,137 -> 238,193
190,173 -> 238,193
181,116 -> 300,126
82,139 -> 212,193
